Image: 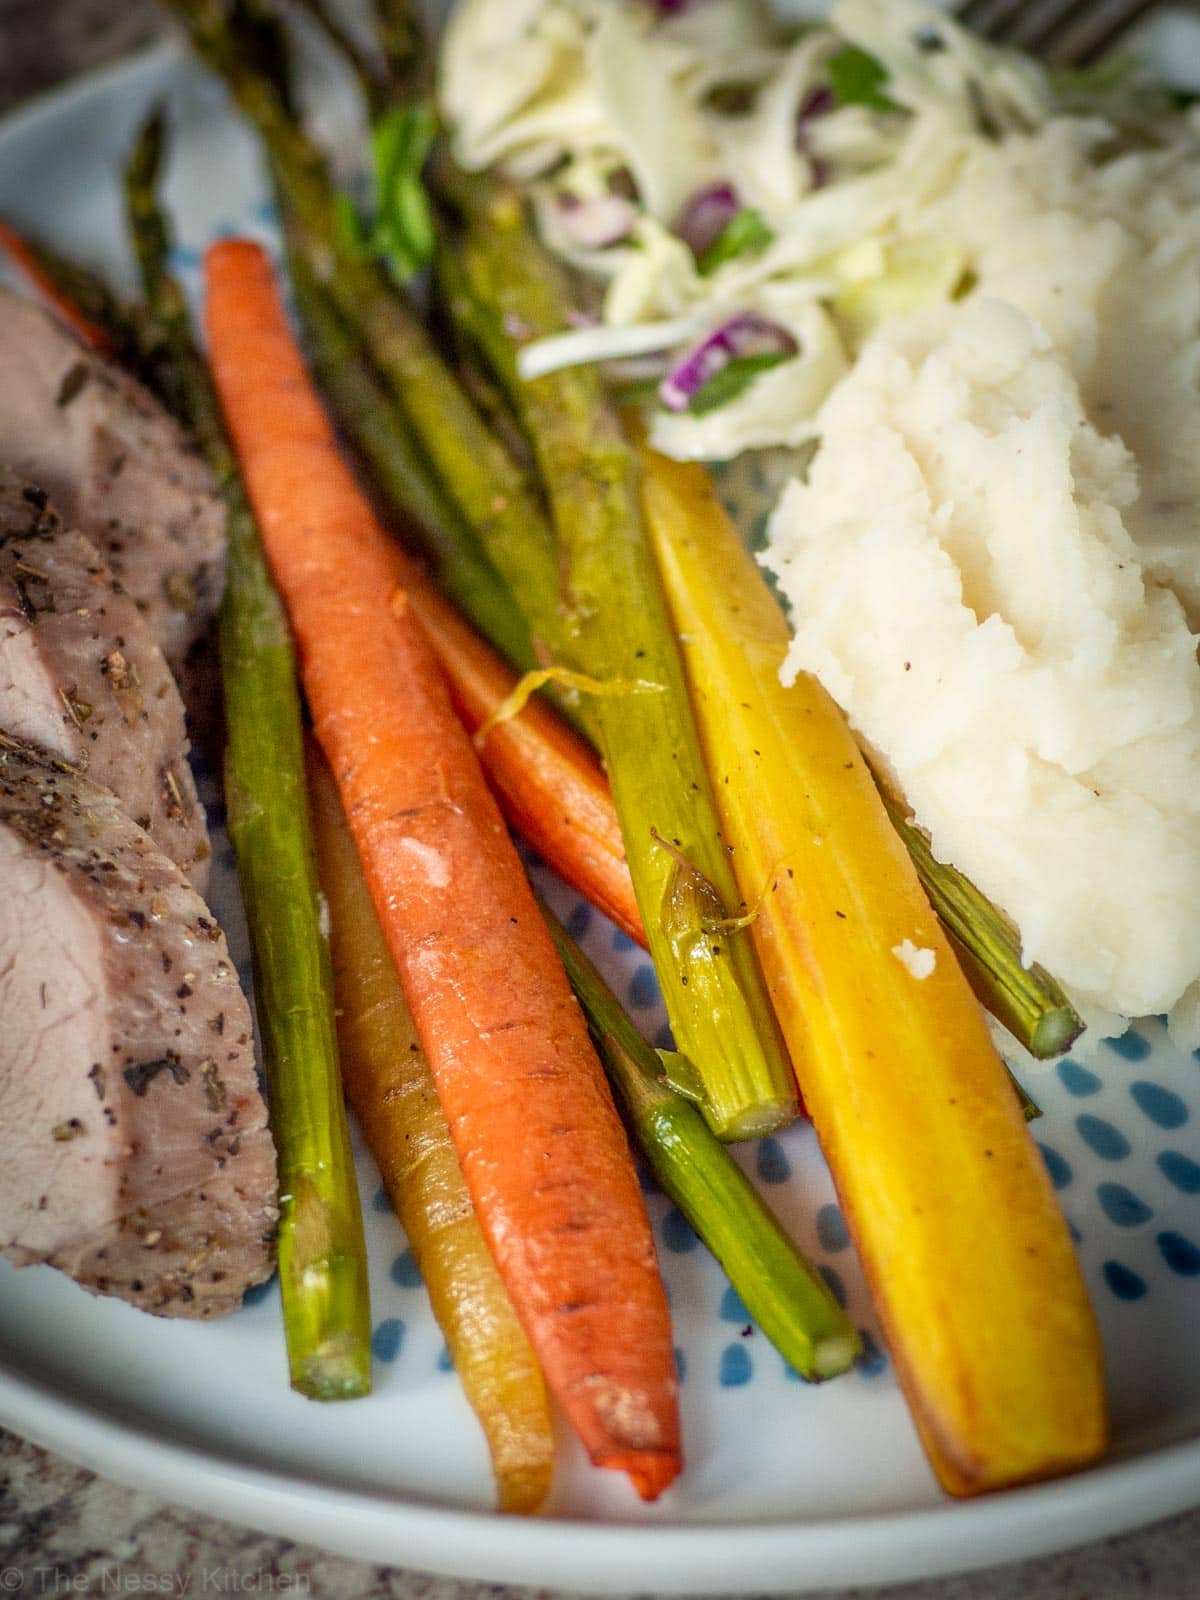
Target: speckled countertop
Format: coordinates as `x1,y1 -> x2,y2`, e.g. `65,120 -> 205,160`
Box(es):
1,2 -> 1199,1595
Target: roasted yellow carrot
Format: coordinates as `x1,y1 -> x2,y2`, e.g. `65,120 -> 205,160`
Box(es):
641,444 -> 1108,1497
307,745 -> 554,1513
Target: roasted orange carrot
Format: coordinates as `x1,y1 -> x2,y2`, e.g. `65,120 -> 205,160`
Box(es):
383,544 -> 644,946
205,239 -> 680,1502
0,220 -> 117,355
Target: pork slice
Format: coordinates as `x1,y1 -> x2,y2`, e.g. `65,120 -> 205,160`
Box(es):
0,739 -> 277,1317
0,471 -> 211,893
0,288 -> 226,673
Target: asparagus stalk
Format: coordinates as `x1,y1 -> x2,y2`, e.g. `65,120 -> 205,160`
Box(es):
124,111 -> 372,1399
371,0 -> 428,101
543,906 -> 860,1381
292,0 -> 387,113
874,784 -> 1083,1060
159,0 -> 572,686
282,237 -> 538,676
443,181 -> 798,1139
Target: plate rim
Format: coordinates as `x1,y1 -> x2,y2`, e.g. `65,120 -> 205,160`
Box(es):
4,1354 -> 1200,1594
0,37 -> 1198,1596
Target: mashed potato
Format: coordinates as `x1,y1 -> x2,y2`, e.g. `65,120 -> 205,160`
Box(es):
766,278 -> 1200,1045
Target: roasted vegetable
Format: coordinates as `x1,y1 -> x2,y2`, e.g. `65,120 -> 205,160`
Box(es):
442,176 -> 799,1142
640,442 -> 1107,1495
307,745 -> 554,1514
545,907 -> 860,1383
124,111 -> 372,1399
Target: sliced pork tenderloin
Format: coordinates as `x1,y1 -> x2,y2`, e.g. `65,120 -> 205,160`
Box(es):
0,288 -> 226,674
0,471 -> 211,892
0,739 -> 276,1317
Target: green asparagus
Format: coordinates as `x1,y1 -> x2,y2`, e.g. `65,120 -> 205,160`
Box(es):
544,906 -> 860,1380
875,783 -> 1084,1060
446,179 -> 799,1139
124,110 -> 372,1399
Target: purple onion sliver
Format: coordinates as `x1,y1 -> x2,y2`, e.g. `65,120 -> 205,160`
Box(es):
808,154 -> 832,190
675,183 -> 740,258
555,192 -> 638,249
797,86 -> 835,184
798,85 -> 835,122
658,314 -> 798,412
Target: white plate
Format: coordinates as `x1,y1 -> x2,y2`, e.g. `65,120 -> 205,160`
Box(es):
1,32 -> 1200,1596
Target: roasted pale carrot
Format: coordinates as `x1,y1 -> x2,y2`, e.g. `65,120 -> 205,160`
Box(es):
383,544 -> 644,947
205,239 -> 680,1502
0,220 -> 117,355
307,742 -> 555,1513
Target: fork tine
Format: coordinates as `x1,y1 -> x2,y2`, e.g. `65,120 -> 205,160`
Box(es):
1046,0 -> 1162,65
1006,0 -> 1098,52
957,0 -> 1161,65
955,0 -> 1027,38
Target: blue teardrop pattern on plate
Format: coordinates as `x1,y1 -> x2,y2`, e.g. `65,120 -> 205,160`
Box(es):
1096,1182 -> 1153,1229
1130,1081 -> 1189,1131
1037,1142 -> 1073,1190
674,1347 -> 687,1383
629,964 -> 660,1009
167,242 -> 203,273
612,929 -> 636,954
720,1285 -> 751,1324
1158,1151 -> 1200,1194
437,1343 -> 454,1372
371,1184 -> 392,1214
1075,1115 -> 1131,1162
816,1202 -> 850,1251
1157,1231 -> 1200,1277
241,1274 -> 276,1309
661,1206 -> 700,1254
756,1137 -> 791,1185
719,1344 -> 753,1387
565,902 -> 593,941
371,1318 -> 405,1362
857,1330 -> 888,1377
1105,1031 -> 1152,1062
1102,1260 -> 1148,1301
636,1157 -> 661,1196
817,1264 -> 847,1309
1057,1059 -> 1101,1096
390,1247 -> 423,1288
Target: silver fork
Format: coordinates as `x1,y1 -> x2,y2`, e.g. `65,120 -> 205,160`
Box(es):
954,0 -> 1169,66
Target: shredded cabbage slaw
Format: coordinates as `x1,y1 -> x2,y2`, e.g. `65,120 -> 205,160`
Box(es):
439,0 -> 1059,459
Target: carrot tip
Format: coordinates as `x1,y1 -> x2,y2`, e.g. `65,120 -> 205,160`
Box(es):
601,1451 -> 682,1502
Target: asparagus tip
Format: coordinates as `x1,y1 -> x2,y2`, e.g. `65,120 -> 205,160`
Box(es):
1028,1002 -> 1086,1061
295,1332 -> 372,1401
812,1329 -> 865,1382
